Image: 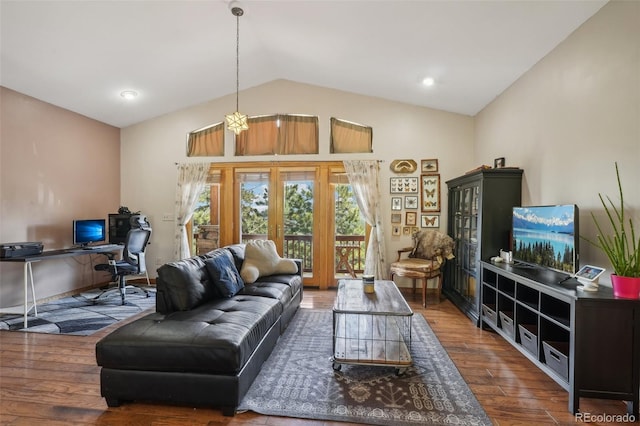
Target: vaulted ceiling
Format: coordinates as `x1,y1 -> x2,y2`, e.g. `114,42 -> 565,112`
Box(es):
0,0 -> 608,128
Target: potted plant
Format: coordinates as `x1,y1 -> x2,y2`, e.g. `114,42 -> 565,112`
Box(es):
584,162 -> 640,298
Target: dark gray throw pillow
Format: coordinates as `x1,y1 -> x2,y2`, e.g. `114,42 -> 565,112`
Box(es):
204,249 -> 245,298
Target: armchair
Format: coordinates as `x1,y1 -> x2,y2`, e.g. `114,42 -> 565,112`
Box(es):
94,215 -> 152,305
390,230 -> 454,307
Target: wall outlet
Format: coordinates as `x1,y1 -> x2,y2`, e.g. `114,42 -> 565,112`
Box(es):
162,213 -> 174,221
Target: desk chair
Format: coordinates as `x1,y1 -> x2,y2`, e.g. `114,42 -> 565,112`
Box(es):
94,215 -> 152,305
390,230 -> 454,307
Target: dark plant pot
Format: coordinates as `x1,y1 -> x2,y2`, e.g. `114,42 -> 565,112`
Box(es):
611,274 -> 640,299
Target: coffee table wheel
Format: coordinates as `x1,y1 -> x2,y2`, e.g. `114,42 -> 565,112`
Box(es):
332,361 -> 342,371
395,367 -> 407,376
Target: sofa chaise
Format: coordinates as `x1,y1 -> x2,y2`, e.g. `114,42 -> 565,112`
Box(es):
95,241 -> 303,415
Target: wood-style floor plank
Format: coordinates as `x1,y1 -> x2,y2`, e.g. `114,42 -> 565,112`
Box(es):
0,288 -> 633,425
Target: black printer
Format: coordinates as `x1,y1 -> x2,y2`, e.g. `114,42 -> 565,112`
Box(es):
0,242 -> 44,258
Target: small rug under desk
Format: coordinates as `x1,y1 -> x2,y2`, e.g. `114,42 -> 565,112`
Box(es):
0,286 -> 156,336
238,308 -> 491,426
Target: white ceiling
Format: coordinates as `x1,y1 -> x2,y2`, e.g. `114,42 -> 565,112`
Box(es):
0,0 -> 608,128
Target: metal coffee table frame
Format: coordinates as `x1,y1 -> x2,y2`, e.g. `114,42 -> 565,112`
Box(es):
332,279 -> 413,375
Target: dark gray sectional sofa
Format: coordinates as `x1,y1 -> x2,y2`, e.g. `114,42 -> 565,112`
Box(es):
95,243 -> 303,416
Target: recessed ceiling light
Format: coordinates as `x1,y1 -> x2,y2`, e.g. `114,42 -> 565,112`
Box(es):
422,77 -> 435,87
120,90 -> 138,100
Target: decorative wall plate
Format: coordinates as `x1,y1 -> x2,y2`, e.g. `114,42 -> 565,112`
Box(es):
390,159 -> 417,174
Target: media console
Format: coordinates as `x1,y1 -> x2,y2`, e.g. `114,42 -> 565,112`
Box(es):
480,261 -> 640,418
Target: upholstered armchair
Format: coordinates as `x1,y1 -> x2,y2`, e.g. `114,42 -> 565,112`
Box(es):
390,230 -> 455,307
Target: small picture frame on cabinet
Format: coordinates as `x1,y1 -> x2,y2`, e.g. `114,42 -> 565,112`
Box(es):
494,157 -> 505,168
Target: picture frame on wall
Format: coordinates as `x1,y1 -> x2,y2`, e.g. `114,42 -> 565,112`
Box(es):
405,211 -> 417,226
402,226 -> 412,236
390,177 -> 418,194
391,213 -> 402,224
421,214 -> 440,228
392,225 -> 401,236
391,197 -> 402,210
421,174 -> 441,212
404,196 -> 418,209
421,159 -> 438,173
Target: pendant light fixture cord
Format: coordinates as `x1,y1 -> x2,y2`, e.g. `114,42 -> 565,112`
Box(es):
233,7 -> 242,112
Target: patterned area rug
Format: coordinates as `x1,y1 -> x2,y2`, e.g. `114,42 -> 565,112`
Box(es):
0,286 -> 156,335
239,309 -> 491,425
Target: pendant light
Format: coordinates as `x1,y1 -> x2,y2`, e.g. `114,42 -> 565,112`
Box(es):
225,3 -> 248,135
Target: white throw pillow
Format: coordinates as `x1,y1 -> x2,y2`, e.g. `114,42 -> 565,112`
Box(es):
240,240 -> 298,283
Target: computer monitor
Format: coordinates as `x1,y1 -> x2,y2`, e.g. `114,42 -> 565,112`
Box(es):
73,219 -> 106,246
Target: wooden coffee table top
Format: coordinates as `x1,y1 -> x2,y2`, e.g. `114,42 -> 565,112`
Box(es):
333,279 -> 413,316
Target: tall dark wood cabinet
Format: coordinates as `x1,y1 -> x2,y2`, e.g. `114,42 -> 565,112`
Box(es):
445,168 -> 523,324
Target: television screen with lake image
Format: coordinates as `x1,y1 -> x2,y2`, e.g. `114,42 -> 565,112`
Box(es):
512,204 -> 579,274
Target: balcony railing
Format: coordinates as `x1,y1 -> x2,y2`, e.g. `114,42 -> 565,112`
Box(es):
242,234 -> 365,275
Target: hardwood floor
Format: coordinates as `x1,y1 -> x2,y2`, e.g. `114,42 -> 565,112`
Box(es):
0,288 -> 633,425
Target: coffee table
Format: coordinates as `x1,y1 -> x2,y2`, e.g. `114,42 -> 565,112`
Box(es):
332,279 -> 413,375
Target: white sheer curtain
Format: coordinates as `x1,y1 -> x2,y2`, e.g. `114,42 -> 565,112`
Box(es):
173,163 -> 209,260
343,160 -> 388,279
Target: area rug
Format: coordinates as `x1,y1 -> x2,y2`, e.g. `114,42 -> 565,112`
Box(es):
238,309 -> 491,426
0,286 -> 156,335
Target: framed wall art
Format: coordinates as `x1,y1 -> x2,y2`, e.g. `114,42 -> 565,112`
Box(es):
421,214 -> 440,228
405,211 -> 417,226
391,197 -> 402,210
404,196 -> 418,209
391,213 -> 402,224
421,159 -> 438,173
402,226 -> 412,236
390,177 -> 418,194
392,225 -> 401,236
421,174 -> 441,212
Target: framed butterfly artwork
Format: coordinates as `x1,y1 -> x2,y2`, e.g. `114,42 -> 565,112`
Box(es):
421,214 -> 440,228
421,173 -> 440,212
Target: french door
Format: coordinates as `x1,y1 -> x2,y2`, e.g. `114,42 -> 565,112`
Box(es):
211,161 -> 366,289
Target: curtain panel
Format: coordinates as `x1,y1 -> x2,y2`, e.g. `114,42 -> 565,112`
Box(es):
173,163 -> 210,260
235,114 -> 318,156
186,123 -> 224,157
330,118 -> 373,153
343,160 -> 388,279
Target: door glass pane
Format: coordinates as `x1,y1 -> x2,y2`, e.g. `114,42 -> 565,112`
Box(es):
334,183 -> 366,278
192,183 -> 220,255
281,171 -> 315,275
237,171 -> 270,242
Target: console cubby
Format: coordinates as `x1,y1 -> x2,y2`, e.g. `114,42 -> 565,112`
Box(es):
480,261 -> 640,417
497,275 -> 515,298
516,283 -> 539,310
540,293 -> 570,328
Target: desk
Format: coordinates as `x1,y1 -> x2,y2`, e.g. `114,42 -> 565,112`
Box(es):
0,245 -> 122,327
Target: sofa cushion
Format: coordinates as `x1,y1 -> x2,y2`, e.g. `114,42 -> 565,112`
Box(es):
156,255 -> 217,311
240,273 -> 303,307
204,249 -> 244,298
96,295 -> 282,375
240,240 -> 298,283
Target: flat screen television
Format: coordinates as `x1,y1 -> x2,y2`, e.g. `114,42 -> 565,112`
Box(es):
512,204 -> 579,274
73,219 -> 106,246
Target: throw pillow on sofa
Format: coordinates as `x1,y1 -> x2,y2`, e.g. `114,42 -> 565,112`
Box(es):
240,240 -> 298,283
204,249 -> 244,298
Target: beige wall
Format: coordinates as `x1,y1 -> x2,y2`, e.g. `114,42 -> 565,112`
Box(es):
475,0 -> 640,283
120,80 -> 476,283
0,87 -> 120,307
